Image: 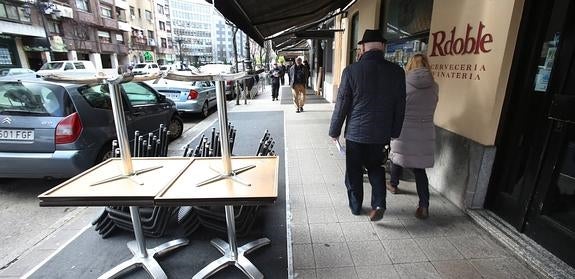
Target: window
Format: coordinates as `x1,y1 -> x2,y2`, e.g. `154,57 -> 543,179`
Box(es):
73,62 -> 86,69
156,4 -> 164,15
0,82 -> 67,117
145,10 -> 152,21
147,30 -> 154,39
47,21 -> 61,34
101,5 -> 113,18
78,84 -> 112,110
64,63 -> 74,71
159,21 -> 165,31
6,4 -> 19,20
138,8 -> 141,18
0,4 -> 6,18
161,38 -> 167,48
116,34 -> 124,42
349,12 -> 359,64
75,0 -> 90,12
97,30 -> 111,43
121,82 -> 157,106
129,6 -> 134,16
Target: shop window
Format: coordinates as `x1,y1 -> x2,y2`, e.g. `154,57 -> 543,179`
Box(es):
97,30 -> 111,43
101,5 -> 113,18
75,0 -> 90,12
349,12 -> 359,64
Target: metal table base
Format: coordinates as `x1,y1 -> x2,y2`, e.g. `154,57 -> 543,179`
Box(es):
193,206 -> 271,279
98,207 -> 189,279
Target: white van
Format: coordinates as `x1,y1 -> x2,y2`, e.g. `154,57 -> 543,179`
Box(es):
132,63 -> 160,75
36,60 -> 97,77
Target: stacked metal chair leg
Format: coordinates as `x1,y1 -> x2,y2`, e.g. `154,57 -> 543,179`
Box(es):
92,124 -> 175,238
179,129 -> 275,238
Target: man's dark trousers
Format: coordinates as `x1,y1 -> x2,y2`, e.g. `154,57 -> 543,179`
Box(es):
271,82 -> 279,99
345,140 -> 387,214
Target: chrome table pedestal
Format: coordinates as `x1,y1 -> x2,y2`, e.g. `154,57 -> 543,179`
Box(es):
97,206 -> 189,279
192,205 -> 270,279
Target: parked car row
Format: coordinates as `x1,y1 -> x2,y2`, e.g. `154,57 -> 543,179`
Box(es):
0,77 -> 183,179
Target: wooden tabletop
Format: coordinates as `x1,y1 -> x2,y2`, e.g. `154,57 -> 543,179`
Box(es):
156,156 -> 279,206
38,157 -> 193,206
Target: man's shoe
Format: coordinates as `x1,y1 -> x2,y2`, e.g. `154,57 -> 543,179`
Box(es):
350,208 -> 361,216
300,107 -> 304,112
296,108 -> 301,113
415,207 -> 429,219
369,207 -> 385,221
386,182 -> 399,194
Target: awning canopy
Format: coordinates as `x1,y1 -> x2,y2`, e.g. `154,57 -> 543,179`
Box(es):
210,0 -> 353,46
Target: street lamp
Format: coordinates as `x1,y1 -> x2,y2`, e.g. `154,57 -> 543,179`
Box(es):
175,37 -> 184,70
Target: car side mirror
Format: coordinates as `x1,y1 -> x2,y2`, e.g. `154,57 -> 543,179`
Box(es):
158,94 -> 166,102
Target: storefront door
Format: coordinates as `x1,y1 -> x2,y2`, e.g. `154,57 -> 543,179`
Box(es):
487,0 -> 575,267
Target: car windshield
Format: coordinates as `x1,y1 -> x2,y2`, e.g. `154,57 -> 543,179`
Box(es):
134,64 -> 147,69
40,62 -> 64,70
0,82 -> 65,117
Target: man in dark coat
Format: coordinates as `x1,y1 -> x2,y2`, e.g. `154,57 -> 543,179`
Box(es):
268,62 -> 282,101
289,57 -> 309,113
329,29 -> 406,221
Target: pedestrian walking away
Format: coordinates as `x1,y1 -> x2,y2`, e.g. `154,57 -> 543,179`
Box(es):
279,62 -> 286,86
268,63 -> 282,101
388,53 -> 439,220
289,57 -> 309,113
329,29 -> 406,221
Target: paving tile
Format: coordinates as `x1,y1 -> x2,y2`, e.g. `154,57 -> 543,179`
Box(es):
340,222 -> 379,242
294,269 -> 317,279
307,207 -> 338,224
305,194 -> 333,208
414,237 -> 464,261
291,208 -> 309,225
334,206 -> 370,223
470,257 -> 539,279
293,244 -> 316,269
313,242 -> 354,268
309,223 -> 345,243
432,260 -> 482,279
292,223 -> 312,244
316,267 -> 358,279
290,193 -> 307,209
372,219 -> 411,240
400,218 -> 446,238
431,216 -> 481,237
347,241 -> 392,266
394,262 -> 442,279
355,264 -> 400,279
302,183 -> 329,195
381,239 -> 428,264
448,235 -> 507,259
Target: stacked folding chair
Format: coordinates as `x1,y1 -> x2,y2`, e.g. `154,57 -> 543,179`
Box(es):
178,129 -> 275,238
92,125 -> 176,238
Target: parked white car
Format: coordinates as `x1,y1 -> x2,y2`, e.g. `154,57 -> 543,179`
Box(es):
36,61 -> 97,77
132,63 -> 160,75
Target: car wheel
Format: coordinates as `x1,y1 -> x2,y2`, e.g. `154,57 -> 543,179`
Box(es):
201,101 -> 209,118
168,115 -> 184,140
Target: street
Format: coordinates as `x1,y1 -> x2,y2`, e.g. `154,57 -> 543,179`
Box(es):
0,111 -> 211,270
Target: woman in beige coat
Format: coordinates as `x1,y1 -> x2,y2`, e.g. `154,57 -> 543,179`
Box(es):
387,54 -> 438,219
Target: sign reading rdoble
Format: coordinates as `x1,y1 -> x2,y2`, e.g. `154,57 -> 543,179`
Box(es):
430,21 -> 493,57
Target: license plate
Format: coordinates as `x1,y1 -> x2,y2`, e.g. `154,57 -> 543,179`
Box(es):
165,93 -> 180,100
0,129 -> 35,141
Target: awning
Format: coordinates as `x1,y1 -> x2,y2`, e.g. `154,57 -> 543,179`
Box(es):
209,0 -> 354,45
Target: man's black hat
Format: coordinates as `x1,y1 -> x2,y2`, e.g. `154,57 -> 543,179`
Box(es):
357,29 -> 387,44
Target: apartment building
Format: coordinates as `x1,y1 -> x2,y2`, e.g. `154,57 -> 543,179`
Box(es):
127,0 -> 157,64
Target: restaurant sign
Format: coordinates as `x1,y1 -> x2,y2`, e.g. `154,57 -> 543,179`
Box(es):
427,0 -> 524,145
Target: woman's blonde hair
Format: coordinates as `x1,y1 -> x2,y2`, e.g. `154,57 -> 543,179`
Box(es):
405,53 -> 431,72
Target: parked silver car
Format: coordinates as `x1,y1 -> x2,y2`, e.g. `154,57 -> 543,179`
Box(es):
0,79 -> 183,179
147,79 -> 217,118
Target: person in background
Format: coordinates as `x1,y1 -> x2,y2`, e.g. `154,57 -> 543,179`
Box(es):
289,57 -> 309,113
303,60 -> 311,88
387,53 -> 439,220
268,62 -> 282,101
279,62 -> 286,86
329,29 -> 406,221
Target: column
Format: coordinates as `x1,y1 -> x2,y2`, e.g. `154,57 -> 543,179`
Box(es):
14,38 -> 29,69
111,53 -> 119,69
89,52 -> 103,70
67,50 -> 78,61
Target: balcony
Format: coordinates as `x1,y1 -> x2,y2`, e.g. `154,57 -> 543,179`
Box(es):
76,11 -> 97,25
64,38 -> 97,52
101,17 -> 117,29
131,36 -> 153,50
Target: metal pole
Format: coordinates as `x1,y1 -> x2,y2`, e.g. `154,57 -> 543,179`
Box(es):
225,205 -> 238,260
107,80 -> 133,175
129,206 -> 148,257
215,80 -> 232,174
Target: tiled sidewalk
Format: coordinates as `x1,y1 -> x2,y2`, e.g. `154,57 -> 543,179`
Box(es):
265,86 -> 541,279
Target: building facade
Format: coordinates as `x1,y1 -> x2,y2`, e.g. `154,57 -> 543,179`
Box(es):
169,0 -> 213,66
127,0 -> 157,64
327,0 -> 575,269
1,0 -> 130,71
152,0 -> 173,65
